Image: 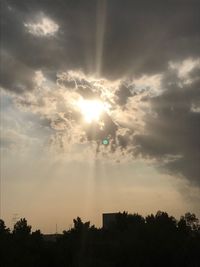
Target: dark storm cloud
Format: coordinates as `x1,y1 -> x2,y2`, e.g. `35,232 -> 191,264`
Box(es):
0,0 -> 97,92
0,51 -> 35,93
1,0 -> 200,93
117,129 -> 134,150
134,66 -> 200,185
104,1 -> 200,78
115,82 -> 136,106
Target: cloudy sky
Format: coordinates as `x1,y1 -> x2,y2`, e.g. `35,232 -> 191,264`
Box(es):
1,0 -> 200,233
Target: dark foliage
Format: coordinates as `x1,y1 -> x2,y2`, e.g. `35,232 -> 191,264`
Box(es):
0,211 -> 200,267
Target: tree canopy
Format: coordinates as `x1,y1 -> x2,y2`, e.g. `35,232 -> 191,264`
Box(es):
0,211 -> 199,267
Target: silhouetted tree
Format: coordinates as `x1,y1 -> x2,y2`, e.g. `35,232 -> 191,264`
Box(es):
31,229 -> 43,243
73,217 -> 90,232
0,219 -> 10,235
184,212 -> 199,231
13,218 -> 31,237
1,212 -> 200,267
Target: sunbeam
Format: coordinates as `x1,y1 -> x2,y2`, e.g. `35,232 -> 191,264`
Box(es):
95,0 -> 107,76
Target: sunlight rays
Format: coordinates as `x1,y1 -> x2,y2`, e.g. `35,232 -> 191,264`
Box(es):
95,0 -> 107,76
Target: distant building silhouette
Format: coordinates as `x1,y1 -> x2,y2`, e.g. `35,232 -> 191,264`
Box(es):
43,234 -> 61,242
103,213 -> 117,228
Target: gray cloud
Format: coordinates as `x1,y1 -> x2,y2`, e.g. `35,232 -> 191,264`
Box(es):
134,65 -> 200,185
115,82 -> 136,106
1,0 -> 200,185
0,51 -> 35,93
1,0 -> 200,93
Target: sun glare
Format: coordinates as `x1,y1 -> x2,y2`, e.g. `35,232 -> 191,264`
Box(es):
77,99 -> 107,123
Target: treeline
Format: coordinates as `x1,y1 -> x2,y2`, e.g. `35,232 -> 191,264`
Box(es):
0,211 -> 200,267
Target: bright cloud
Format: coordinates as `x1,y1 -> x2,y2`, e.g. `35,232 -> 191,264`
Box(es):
11,70 -> 150,161
169,58 -> 200,84
2,57 -> 200,185
34,70 -> 46,86
24,16 -> 59,37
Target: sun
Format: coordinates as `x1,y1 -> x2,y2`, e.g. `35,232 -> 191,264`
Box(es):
77,99 -> 108,123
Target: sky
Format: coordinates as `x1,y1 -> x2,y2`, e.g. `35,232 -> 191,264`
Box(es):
0,0 -> 200,233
